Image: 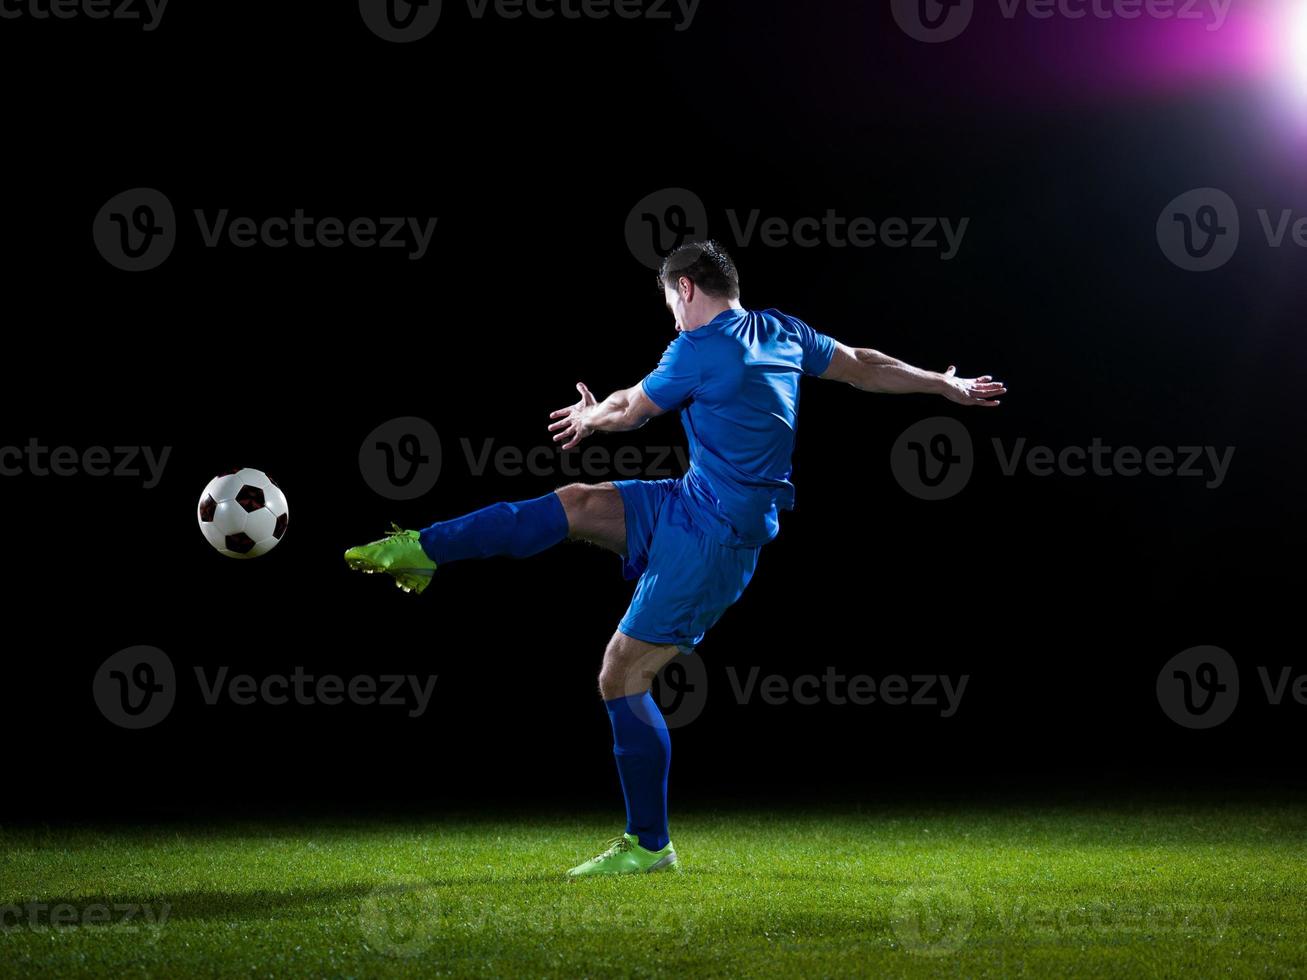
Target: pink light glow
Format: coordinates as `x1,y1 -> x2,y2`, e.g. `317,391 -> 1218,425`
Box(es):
941,0 -> 1293,108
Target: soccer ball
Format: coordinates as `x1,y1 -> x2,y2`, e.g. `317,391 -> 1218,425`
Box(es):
197,467 -> 289,558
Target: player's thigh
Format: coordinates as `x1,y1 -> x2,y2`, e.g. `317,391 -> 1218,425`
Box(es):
556,482 -> 625,554
598,630 -> 679,700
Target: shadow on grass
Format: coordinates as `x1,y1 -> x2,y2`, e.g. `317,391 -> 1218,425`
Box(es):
7,873 -> 561,927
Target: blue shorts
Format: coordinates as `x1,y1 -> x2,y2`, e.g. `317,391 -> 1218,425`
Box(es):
614,478 -> 761,654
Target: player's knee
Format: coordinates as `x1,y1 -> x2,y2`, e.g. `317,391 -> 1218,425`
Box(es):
597,664 -> 622,700
597,633 -> 664,700
556,482 -> 611,537
598,662 -> 644,701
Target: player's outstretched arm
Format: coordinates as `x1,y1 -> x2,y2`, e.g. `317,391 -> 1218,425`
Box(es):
548,382 -> 665,450
820,342 -> 1006,407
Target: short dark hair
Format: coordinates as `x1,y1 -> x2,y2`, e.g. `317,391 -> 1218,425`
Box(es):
657,240 -> 740,300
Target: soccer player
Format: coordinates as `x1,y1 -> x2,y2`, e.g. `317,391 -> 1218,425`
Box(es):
344,241 -> 1005,877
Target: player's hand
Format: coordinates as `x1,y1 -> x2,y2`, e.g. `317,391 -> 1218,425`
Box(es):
548,382 -> 598,450
940,366 -> 1005,407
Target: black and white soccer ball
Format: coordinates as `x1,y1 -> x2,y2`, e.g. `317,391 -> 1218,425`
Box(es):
197,467 -> 289,558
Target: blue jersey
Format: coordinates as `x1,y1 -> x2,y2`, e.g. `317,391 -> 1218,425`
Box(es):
640,307 -> 837,547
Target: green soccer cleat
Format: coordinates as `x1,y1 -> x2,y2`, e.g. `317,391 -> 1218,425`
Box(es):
344,524 -> 437,595
567,834 -> 679,878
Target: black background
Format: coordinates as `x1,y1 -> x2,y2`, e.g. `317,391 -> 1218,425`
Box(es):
2,0 -> 1303,819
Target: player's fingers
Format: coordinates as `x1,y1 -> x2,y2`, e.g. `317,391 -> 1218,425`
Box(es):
945,365 -> 957,376
552,426 -> 574,443
549,408 -> 570,419
548,419 -> 570,432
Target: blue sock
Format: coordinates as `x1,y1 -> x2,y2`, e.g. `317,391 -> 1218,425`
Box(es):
606,693 -> 671,852
418,492 -> 569,565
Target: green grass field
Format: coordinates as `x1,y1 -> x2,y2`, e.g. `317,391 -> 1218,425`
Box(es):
3,801 -> 1305,977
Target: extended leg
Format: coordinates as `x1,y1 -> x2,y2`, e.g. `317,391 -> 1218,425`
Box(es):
419,482 -> 625,563
417,492 -> 568,563
343,482 -> 626,593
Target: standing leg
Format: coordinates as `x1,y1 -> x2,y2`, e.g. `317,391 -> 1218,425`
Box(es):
598,630 -> 680,852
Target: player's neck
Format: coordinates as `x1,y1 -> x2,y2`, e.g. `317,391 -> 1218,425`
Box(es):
684,299 -> 744,332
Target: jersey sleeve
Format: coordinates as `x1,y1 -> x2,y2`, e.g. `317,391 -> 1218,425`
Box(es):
640,336 -> 701,411
788,314 -> 837,376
